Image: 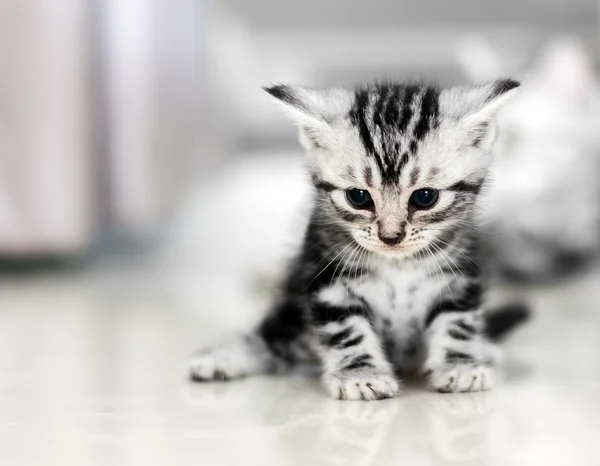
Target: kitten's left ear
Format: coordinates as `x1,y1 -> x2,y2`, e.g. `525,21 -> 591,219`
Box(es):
442,79 -> 521,149
264,84 -> 353,150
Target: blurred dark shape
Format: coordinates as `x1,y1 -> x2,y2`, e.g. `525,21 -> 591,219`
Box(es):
485,303 -> 531,341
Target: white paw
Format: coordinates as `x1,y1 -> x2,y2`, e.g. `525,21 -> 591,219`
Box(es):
189,349 -> 237,381
189,337 -> 263,382
426,364 -> 495,393
324,370 -> 401,401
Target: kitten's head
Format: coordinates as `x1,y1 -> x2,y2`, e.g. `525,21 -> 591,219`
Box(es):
265,80 -> 520,259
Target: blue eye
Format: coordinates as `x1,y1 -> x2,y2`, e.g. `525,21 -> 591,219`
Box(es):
346,189 -> 373,209
411,188 -> 439,209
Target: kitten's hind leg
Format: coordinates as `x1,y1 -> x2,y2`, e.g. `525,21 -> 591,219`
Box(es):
189,333 -> 273,381
189,298 -> 312,381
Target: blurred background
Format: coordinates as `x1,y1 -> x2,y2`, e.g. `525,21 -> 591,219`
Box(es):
0,0 -> 598,297
1,1 -> 600,465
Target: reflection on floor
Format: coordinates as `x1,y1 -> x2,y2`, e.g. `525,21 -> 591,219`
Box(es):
1,153 -> 600,465
1,269 -> 600,466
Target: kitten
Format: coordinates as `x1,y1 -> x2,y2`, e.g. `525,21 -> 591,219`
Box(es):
189,80 -> 524,400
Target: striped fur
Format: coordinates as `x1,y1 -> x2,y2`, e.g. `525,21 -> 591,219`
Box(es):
350,83 -> 441,185
189,79 -> 523,400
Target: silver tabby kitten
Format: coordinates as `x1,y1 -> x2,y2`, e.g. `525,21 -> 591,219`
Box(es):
189,79 -> 525,400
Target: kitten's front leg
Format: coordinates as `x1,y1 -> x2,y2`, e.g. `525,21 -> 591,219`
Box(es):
312,288 -> 400,401
423,310 -> 497,393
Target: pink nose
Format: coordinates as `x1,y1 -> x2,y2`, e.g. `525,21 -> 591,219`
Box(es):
378,230 -> 405,246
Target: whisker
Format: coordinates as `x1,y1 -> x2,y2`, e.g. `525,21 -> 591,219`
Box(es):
354,247 -> 369,295
429,241 -> 465,293
419,248 -> 435,299
331,243 -> 359,291
352,248 -> 363,296
432,237 -> 481,268
340,246 -> 361,301
349,246 -> 365,298
420,245 -> 442,303
424,244 -> 453,303
303,242 -> 354,292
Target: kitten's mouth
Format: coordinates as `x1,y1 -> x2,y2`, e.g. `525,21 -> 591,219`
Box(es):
373,239 -> 434,259
353,234 -> 426,259
363,242 -> 418,259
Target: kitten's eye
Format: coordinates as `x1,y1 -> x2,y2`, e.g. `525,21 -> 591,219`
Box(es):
411,188 -> 439,209
346,188 -> 373,209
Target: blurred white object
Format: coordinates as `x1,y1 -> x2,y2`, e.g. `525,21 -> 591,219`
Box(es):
102,0 -> 202,231
0,0 -> 204,255
0,0 -> 92,254
455,35 -> 522,82
203,4 -> 316,139
463,39 -> 600,278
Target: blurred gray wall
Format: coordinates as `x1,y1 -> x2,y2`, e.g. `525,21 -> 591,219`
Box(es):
225,0 -> 597,28
204,0 -> 599,148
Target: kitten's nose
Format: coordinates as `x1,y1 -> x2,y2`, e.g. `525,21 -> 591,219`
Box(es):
378,230 -> 405,246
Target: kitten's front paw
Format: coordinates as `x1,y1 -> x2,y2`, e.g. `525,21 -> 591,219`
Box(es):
189,349 -> 238,382
189,341 -> 257,382
324,370 -> 401,401
189,335 -> 270,382
425,364 -> 495,393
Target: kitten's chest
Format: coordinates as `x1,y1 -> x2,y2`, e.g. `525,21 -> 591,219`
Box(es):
357,265 -> 436,319
355,263 -> 440,363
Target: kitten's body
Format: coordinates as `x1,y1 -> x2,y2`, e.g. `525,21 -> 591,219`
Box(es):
190,80 -> 523,400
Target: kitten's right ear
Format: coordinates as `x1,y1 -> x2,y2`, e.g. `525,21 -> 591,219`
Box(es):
441,79 -> 521,150
264,84 -> 352,150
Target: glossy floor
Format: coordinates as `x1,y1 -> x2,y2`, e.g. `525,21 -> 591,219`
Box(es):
1,262 -> 600,466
